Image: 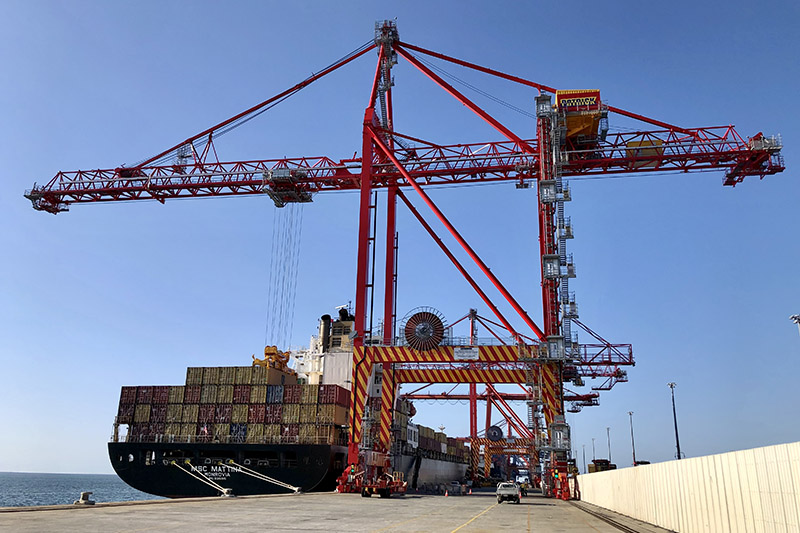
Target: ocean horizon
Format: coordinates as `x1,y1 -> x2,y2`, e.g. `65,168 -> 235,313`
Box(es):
0,472 -> 163,507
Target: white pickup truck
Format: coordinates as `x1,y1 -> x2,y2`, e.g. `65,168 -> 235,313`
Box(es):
495,482 -> 521,504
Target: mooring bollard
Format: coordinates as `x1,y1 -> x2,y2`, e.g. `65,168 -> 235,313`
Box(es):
74,492 -> 95,505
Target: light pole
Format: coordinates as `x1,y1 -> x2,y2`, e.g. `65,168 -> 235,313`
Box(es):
606,426 -> 612,462
582,444 -> 586,474
592,438 -> 595,460
628,411 -> 637,466
668,382 -> 682,460
791,315 -> 800,337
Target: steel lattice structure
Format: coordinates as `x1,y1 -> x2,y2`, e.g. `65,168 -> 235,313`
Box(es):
25,21 -> 784,497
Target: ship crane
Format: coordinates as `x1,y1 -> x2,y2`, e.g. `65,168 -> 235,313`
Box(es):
25,21 -> 785,499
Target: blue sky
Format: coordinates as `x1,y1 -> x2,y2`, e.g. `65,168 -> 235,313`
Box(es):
1,1 -> 798,474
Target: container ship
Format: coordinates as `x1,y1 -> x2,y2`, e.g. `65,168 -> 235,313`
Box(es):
109,310 -> 468,497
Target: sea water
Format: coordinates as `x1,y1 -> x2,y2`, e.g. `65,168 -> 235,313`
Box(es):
0,472 -> 163,507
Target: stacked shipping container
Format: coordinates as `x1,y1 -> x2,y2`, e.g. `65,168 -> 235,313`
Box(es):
118,366 -> 349,446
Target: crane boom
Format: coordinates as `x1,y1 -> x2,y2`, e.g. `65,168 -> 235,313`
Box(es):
25,125 -> 783,213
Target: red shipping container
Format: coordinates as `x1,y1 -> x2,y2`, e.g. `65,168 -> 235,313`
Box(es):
215,404 -> 233,423
136,386 -> 153,404
152,386 -> 170,404
120,387 -> 137,405
233,385 -> 251,404
248,404 -> 266,423
280,424 -> 299,437
184,385 -> 201,404
117,404 -> 134,424
283,385 -> 302,404
318,385 -> 350,407
196,422 -> 213,442
150,422 -> 165,435
265,404 -> 283,424
150,405 -> 168,422
369,397 -> 381,411
198,404 -> 216,423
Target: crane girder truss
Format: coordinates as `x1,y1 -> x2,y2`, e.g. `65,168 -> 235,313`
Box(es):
26,125 -> 783,213
26,22 -> 785,487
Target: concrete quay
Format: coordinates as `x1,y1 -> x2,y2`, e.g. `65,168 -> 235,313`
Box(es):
0,489 -> 670,533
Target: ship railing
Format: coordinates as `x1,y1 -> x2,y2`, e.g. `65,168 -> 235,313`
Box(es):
121,433 -> 348,446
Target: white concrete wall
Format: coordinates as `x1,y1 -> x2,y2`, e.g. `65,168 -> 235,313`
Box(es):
577,441 -> 800,533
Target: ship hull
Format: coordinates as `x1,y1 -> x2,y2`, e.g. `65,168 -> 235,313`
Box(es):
109,442 -> 348,498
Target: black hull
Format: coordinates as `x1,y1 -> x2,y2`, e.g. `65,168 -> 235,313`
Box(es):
109,442 -> 348,498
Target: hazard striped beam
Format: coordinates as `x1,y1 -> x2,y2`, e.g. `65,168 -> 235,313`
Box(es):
349,353 -> 373,446
357,344 -> 520,363
378,364 -> 395,451
396,367 -> 526,384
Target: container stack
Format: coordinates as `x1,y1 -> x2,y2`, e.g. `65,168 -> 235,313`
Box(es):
117,368 -> 348,446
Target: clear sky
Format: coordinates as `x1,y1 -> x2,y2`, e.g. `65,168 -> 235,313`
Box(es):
1,1 -> 798,474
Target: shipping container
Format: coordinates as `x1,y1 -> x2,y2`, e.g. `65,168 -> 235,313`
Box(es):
299,404 -> 316,424
246,423 -> 265,443
120,387 -> 137,405
134,404 -> 151,423
182,404 -> 199,423
202,367 -> 220,385
265,404 -> 282,424
215,404 -> 233,424
252,366 -> 298,386
152,386 -> 170,404
317,404 -> 348,425
233,385 -> 250,404
218,367 -> 236,384
168,386 -> 185,404
117,404 -> 134,424
150,405 -> 168,422
318,384 -> 350,407
281,404 -> 300,423
196,423 -> 212,441
250,385 -> 267,404
217,384 -> 234,404
180,423 -> 196,438
265,424 -> 281,439
248,404 -> 266,424
235,366 -> 252,384
185,367 -> 204,385
165,423 -> 182,437
232,404 -> 248,424
280,423 -> 299,438
166,404 -> 183,423
230,423 -> 247,443
136,386 -> 153,404
266,385 -> 284,404
184,385 -> 201,404
198,404 -> 215,423
300,384 -> 319,404
213,423 -> 229,438
283,385 -> 302,404
200,385 -> 218,404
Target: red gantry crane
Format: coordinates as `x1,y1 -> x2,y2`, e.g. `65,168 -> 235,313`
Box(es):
26,22 -> 784,499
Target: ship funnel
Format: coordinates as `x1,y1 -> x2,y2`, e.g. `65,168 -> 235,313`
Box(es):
320,314 -> 332,352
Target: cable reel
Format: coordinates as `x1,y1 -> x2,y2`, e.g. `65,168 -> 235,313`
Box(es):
399,307 -> 447,351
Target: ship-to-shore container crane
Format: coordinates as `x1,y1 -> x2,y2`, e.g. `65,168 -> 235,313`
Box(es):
25,21 -> 784,498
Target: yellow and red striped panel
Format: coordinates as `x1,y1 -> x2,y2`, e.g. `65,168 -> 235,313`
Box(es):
378,364 -> 395,451
540,363 -> 561,427
360,345 -> 519,363
395,367 -> 526,384
348,353 -> 373,446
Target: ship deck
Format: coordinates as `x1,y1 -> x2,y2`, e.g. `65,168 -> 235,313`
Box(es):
1,488 -> 669,532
